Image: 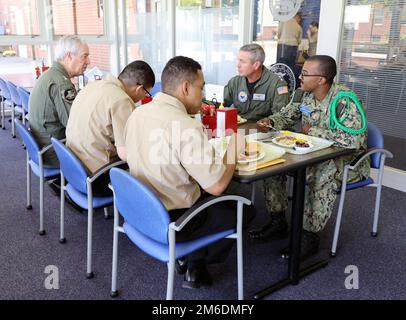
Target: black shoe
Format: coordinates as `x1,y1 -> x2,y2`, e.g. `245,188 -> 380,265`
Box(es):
280,230 -> 320,260
248,212 -> 288,240
175,258 -> 187,275
182,264 -> 213,289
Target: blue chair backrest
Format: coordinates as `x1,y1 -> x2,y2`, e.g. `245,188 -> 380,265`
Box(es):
17,86 -> 30,113
0,78 -> 11,100
14,120 -> 41,165
150,82 -> 161,97
367,122 -> 384,169
110,168 -> 170,244
6,81 -> 21,106
51,138 -> 89,194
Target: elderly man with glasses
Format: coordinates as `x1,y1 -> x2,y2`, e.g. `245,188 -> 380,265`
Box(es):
249,55 -> 370,260
66,60 -> 155,196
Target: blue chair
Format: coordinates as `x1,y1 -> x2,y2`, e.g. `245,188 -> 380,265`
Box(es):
109,168 -> 251,300
330,122 -> 393,257
14,119 -> 60,235
6,81 -> 24,138
0,78 -> 13,130
17,86 -> 30,124
51,137 -> 125,278
150,81 -> 161,96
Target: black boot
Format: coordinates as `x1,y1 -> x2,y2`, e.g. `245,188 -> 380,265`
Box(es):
248,212 -> 288,240
175,258 -> 187,275
280,230 -> 320,260
182,261 -> 213,289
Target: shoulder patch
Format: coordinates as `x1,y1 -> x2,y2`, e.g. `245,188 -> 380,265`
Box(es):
277,86 -> 289,95
62,88 -> 77,102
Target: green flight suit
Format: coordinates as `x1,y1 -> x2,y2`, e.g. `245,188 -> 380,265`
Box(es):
264,83 -> 371,233
223,66 -> 290,121
29,62 -> 77,167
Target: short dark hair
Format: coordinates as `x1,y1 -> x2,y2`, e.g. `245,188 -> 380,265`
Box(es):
306,55 -> 337,84
118,60 -> 155,88
161,56 -> 202,93
310,21 -> 319,28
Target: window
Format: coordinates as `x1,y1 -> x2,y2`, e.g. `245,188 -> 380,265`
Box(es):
125,0 -> 171,80
373,7 -> 384,25
0,0 -> 40,35
176,0 -> 240,85
339,0 -> 406,170
52,0 -> 105,36
87,43 -> 110,72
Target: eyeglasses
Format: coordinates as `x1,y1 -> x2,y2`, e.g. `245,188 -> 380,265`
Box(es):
138,83 -> 152,98
142,86 -> 152,98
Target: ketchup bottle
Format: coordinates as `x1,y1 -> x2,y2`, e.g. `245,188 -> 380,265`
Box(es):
35,66 -> 41,79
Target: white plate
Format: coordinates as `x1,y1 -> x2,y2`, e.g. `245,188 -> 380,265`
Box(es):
237,151 -> 266,164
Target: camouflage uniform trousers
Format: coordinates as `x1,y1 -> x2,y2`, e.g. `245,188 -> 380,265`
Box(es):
263,159 -> 339,233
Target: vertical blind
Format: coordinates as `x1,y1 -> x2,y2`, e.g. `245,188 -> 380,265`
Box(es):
338,0 -> 406,141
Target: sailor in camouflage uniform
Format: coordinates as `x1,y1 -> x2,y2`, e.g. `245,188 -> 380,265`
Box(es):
29,35 -> 90,167
249,55 -> 370,259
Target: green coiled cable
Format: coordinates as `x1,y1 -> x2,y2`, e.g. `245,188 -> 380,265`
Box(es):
328,91 -> 367,135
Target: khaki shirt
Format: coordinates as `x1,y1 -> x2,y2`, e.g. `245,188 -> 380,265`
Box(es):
28,62 -> 77,167
66,74 -> 134,173
278,19 -> 303,46
124,92 -> 226,211
224,67 -> 290,121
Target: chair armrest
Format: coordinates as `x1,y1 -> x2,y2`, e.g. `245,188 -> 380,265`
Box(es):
38,143 -> 55,155
38,138 -> 66,155
170,195 -> 251,232
88,160 -> 127,183
347,148 -> 393,170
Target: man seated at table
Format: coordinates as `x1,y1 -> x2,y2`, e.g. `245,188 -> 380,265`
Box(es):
249,55 -> 370,259
223,43 -> 290,121
29,35 -> 90,167
124,56 -> 255,289
66,60 -> 155,195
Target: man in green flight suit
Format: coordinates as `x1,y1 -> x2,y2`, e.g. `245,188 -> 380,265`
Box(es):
29,35 -> 90,167
223,43 -> 290,121
249,55 -> 370,259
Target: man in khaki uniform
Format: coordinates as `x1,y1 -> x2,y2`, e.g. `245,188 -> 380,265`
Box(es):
29,35 -> 90,167
224,43 -> 289,121
277,13 -> 303,72
66,61 -> 155,195
124,56 -> 255,289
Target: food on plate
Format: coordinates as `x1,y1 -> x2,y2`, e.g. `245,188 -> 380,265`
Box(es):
295,141 -> 310,148
238,142 -> 260,161
273,136 -> 297,147
295,133 -> 309,141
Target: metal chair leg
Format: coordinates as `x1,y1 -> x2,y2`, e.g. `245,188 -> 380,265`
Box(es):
86,185 -> 94,279
59,173 -> 66,243
26,152 -> 32,210
110,204 -> 119,297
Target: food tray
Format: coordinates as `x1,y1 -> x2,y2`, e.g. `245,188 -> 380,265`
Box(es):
246,131 -> 333,155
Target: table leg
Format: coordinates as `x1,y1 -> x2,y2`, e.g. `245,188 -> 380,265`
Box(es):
288,167 -> 306,284
252,167 -> 328,299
